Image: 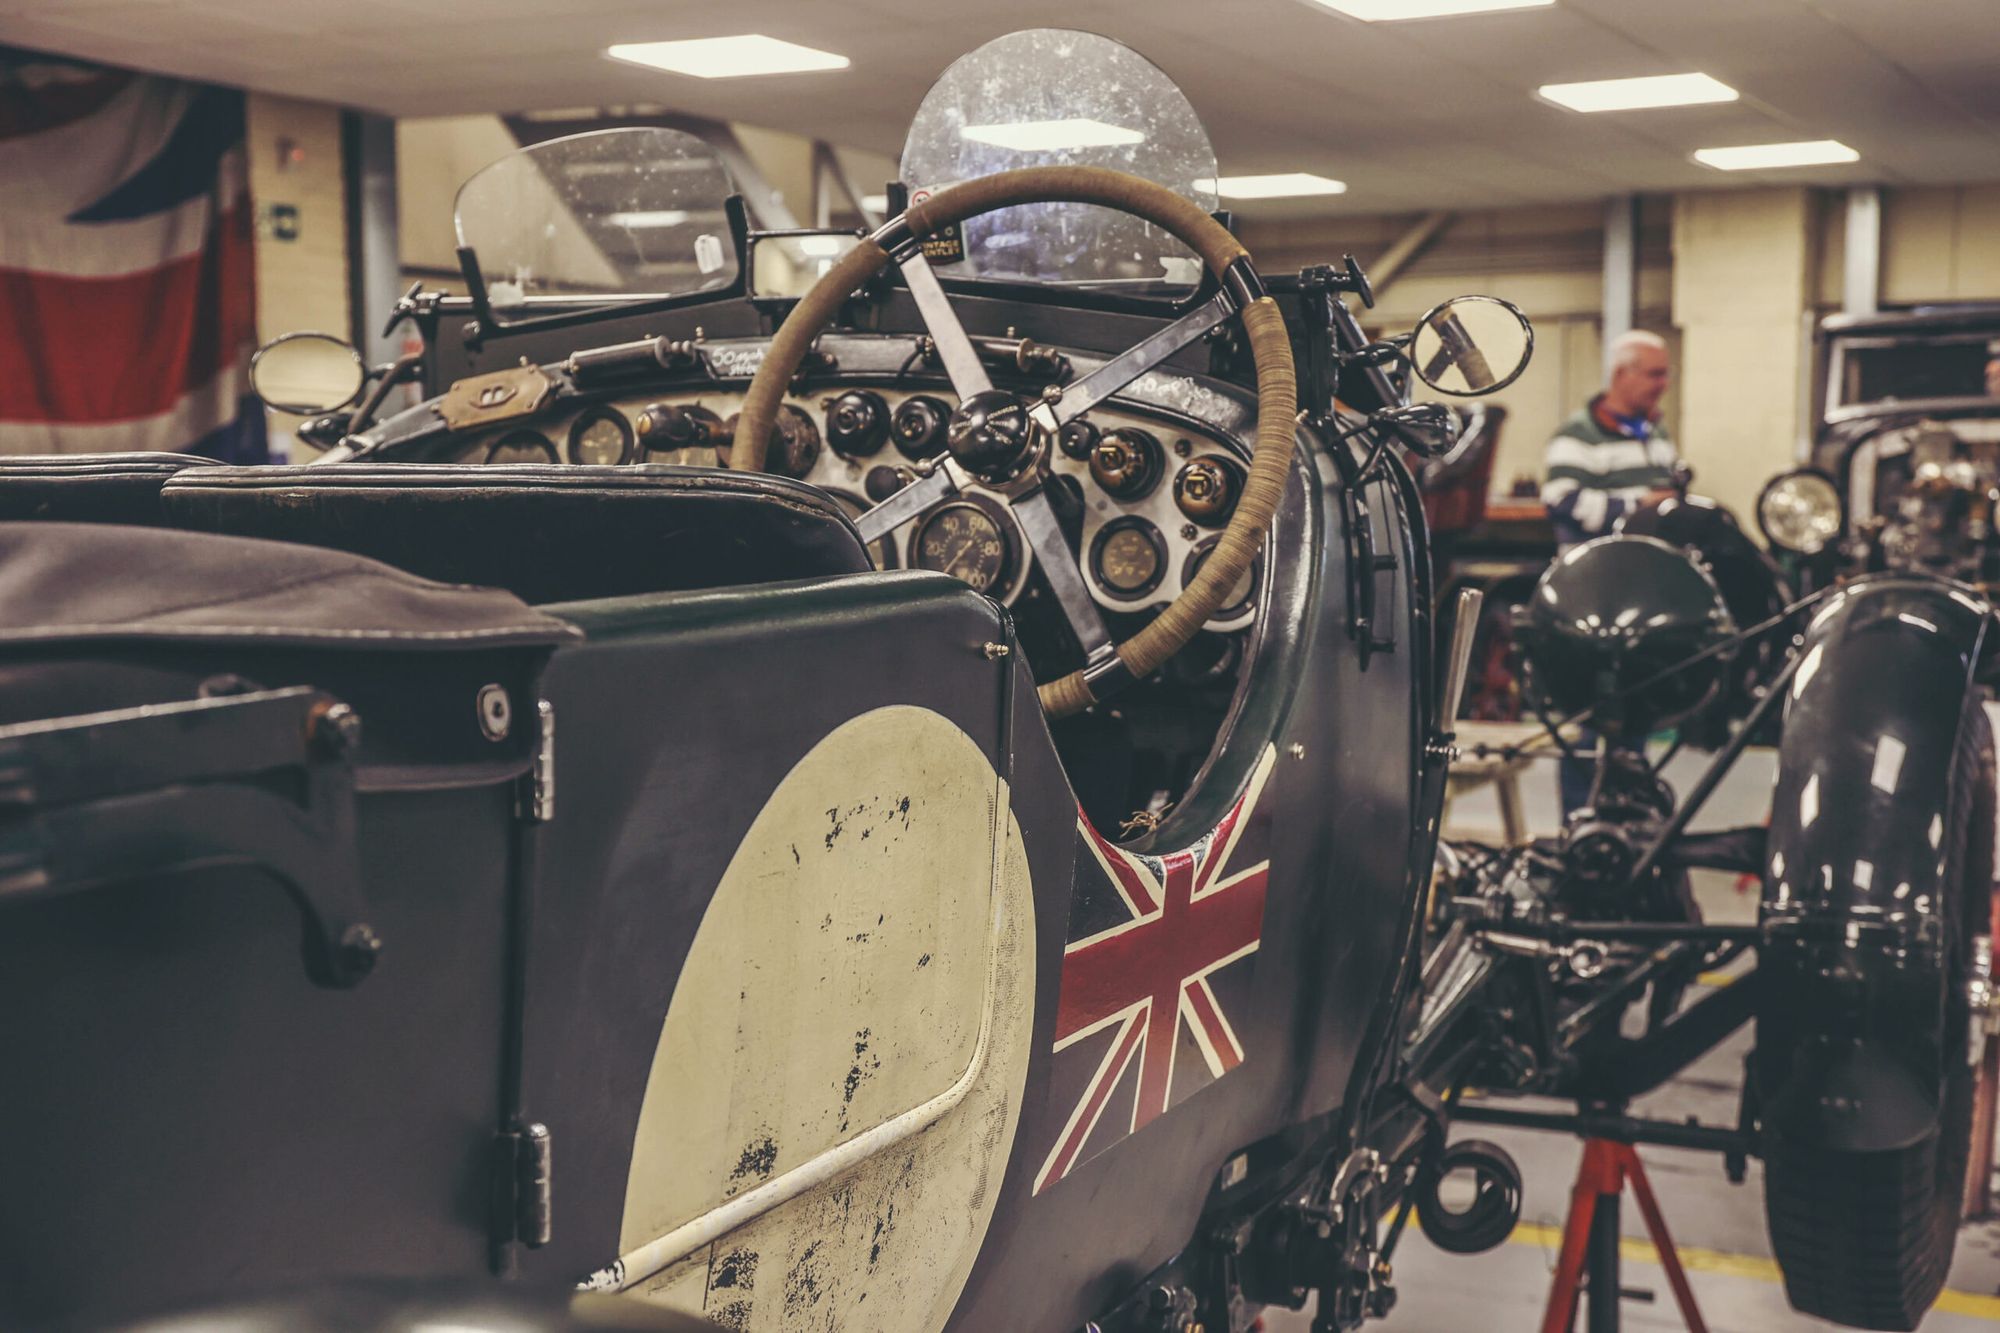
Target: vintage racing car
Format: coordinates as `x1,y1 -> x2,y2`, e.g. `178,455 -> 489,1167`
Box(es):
0,26 -> 1987,1333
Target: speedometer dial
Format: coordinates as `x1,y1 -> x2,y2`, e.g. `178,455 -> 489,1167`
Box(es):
913,501 -> 1014,596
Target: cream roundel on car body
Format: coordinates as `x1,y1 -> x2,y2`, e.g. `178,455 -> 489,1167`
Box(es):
608,704 -> 1036,1332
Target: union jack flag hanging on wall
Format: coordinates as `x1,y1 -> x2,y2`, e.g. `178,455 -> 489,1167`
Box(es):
0,48 -> 265,460
1034,745 -> 1277,1194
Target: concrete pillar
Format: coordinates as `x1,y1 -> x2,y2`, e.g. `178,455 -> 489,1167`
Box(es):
1843,186 -> 1882,316
1602,194 -> 1638,371
345,111 -> 401,366
1670,188 -> 1817,523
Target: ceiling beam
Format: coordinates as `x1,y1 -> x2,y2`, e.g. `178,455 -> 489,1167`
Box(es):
1369,210 -> 1455,299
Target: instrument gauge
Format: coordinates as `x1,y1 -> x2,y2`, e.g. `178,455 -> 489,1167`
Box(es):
913,499 -> 1016,596
1089,428 -> 1163,500
485,430 -> 557,465
1090,517 -> 1168,601
637,403 -> 725,460
1184,537 -> 1260,621
826,390 -> 891,458
1175,454 -> 1243,528
568,408 -> 634,465
827,489 -> 901,570
892,395 -> 952,461
720,404 -> 821,478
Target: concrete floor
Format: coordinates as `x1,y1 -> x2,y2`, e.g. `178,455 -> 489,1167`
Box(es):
1268,747 -> 2000,1332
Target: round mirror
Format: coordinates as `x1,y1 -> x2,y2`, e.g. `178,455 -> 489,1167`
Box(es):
1409,295 -> 1534,397
1756,468 -> 1844,555
249,332 -> 365,415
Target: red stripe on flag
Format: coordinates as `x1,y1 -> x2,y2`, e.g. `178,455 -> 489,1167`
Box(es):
0,197 -> 256,424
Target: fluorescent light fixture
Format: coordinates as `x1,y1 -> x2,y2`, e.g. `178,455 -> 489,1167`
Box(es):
605,209 -> 689,228
1199,173 -> 1349,199
960,118 -> 1143,151
1310,0 -> 1554,19
1538,73 -> 1737,112
605,35 -> 848,79
796,235 -> 847,256
1694,139 -> 1859,170
860,193 -> 888,214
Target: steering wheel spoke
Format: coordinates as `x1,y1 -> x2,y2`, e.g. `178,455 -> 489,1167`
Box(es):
896,248 -> 996,403
1029,289 -> 1238,433
1012,487 -> 1114,659
854,463 -> 960,545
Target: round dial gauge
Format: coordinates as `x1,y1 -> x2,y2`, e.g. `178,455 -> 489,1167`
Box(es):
1184,538 -> 1259,620
1090,518 -> 1167,600
913,500 -> 1015,596
485,430 -> 557,465
568,409 -> 634,465
828,489 -> 900,570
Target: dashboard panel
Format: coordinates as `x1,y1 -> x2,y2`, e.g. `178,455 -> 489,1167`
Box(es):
437,382 -> 1262,634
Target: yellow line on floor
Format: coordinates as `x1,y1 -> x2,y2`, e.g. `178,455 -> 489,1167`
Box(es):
1507,1222 -> 2000,1320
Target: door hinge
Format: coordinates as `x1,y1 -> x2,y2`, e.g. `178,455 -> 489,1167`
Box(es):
516,700 -> 555,823
494,1121 -> 553,1250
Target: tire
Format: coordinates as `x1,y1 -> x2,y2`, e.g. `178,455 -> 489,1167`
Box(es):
1762,704 -> 1994,1330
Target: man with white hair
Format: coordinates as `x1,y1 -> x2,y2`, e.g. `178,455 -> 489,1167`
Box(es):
1542,330 -> 1679,549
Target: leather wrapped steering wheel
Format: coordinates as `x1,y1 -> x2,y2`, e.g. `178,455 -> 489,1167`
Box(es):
733,166 -> 1297,717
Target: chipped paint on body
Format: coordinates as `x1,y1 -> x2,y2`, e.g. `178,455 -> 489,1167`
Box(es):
616,705 -> 1036,1331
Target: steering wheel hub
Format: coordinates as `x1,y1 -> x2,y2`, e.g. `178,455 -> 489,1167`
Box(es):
947,389 -> 1039,483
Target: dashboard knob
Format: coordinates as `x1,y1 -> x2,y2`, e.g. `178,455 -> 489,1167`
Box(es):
864,464 -> 909,503
636,403 -> 724,453
826,389 -> 890,457
1057,417 -> 1101,461
1174,454 -> 1241,527
1089,428 -> 1163,500
891,395 -> 952,460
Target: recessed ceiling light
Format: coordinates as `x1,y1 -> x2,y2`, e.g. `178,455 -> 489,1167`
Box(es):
1539,73 -> 1738,112
960,119 -> 1144,151
605,35 -> 848,79
605,209 -> 690,228
1694,139 -> 1859,170
1200,173 -> 1349,199
1309,0 -> 1554,20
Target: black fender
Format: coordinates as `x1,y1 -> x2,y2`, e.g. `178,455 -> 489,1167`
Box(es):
1755,574 -> 1993,1153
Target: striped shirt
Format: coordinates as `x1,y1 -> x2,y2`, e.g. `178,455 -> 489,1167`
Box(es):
1541,395 -> 1677,547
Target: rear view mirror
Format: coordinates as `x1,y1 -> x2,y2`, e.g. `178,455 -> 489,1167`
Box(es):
1410,295 -> 1533,397
250,332 -> 365,415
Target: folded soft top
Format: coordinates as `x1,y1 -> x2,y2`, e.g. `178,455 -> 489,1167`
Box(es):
0,521 -> 580,652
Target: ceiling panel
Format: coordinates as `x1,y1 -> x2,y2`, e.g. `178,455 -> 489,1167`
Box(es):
4,0 -> 1999,215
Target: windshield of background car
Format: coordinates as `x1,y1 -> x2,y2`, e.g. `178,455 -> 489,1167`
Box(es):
454,127 -> 739,323
900,29 -> 1219,300
1834,334 -> 1999,410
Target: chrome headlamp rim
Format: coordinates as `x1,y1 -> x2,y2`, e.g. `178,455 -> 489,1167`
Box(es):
1756,467 -> 1845,556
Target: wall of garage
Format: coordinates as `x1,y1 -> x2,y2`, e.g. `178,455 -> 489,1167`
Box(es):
244,92 -> 352,456
1238,202 -> 1676,502
1244,182 -> 2000,526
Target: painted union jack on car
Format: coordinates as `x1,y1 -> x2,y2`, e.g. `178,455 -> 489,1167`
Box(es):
1035,746 -> 1277,1194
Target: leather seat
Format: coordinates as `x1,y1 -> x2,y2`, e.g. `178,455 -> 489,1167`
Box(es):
0,452 -> 221,525
160,463 -> 872,604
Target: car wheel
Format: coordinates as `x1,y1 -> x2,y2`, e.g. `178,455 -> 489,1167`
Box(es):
1762,706 -> 1993,1330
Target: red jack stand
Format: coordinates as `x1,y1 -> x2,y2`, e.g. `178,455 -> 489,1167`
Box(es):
1539,1138 -> 1708,1333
